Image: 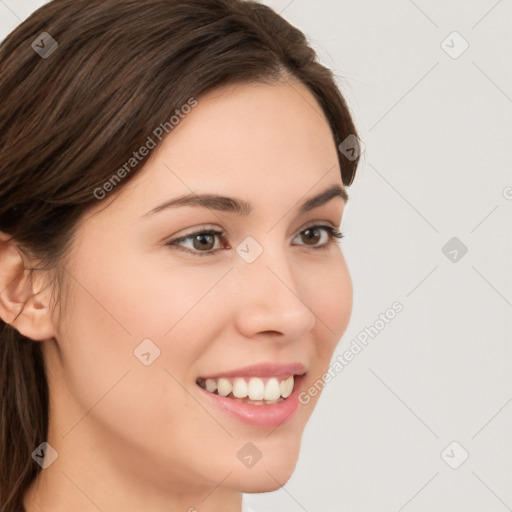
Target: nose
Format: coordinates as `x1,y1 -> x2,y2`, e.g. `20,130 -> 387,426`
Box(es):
231,244 -> 316,342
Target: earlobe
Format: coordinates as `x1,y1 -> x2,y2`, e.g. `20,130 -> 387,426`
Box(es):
0,231 -> 56,341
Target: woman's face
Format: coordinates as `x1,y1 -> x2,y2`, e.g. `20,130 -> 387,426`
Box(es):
44,79 -> 352,500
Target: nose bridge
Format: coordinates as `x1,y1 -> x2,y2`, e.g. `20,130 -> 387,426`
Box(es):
232,235 -> 316,338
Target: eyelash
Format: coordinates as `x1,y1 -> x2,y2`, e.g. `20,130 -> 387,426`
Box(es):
166,224 -> 345,257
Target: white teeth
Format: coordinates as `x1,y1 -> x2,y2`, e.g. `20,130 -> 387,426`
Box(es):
205,379 -> 217,393
247,378 -> 265,400
232,378 -> 248,398
246,398 -> 280,405
199,375 -> 296,401
264,378 -> 281,401
217,378 -> 232,397
280,376 -> 294,398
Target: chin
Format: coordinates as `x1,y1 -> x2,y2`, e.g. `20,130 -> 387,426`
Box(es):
237,468 -> 296,493
230,443 -> 301,493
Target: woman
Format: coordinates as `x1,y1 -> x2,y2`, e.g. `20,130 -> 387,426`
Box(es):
0,0 -> 361,510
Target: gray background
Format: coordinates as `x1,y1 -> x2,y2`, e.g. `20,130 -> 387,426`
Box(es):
1,1 -> 511,511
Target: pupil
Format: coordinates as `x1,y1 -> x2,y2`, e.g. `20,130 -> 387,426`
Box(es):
194,234 -> 214,250
303,228 -> 320,245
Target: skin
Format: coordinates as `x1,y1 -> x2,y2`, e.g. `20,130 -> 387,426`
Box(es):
1,78 -> 352,511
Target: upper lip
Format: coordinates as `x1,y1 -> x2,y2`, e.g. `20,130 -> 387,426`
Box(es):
199,362 -> 307,380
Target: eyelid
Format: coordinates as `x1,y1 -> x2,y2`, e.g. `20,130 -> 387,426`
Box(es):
166,220 -> 338,242
165,224 -> 228,243
300,219 -> 338,230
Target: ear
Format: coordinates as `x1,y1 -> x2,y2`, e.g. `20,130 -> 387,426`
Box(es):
0,231 -> 56,341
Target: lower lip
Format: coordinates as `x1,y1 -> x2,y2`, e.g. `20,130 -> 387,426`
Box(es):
197,375 -> 304,428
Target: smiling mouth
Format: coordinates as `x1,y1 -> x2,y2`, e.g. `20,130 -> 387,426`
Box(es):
196,374 -> 304,405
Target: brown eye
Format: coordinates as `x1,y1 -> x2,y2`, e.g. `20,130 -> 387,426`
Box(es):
166,229 -> 227,256
192,233 -> 215,251
301,227 -> 322,245
292,225 -> 344,249
167,225 -> 343,257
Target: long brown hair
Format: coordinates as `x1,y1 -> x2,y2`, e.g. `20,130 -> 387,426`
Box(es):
0,0 -> 360,509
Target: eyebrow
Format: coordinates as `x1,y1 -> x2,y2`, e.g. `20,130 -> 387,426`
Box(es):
143,183 -> 348,217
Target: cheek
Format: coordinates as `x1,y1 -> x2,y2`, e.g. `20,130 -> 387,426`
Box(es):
301,252 -> 352,400
65,244 -> 230,342
310,253 -> 353,350
54,256 -> 237,480
58,251 -> 232,400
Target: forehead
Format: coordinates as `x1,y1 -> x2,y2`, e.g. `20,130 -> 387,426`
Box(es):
89,79 -> 343,220
162,78 -> 338,172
